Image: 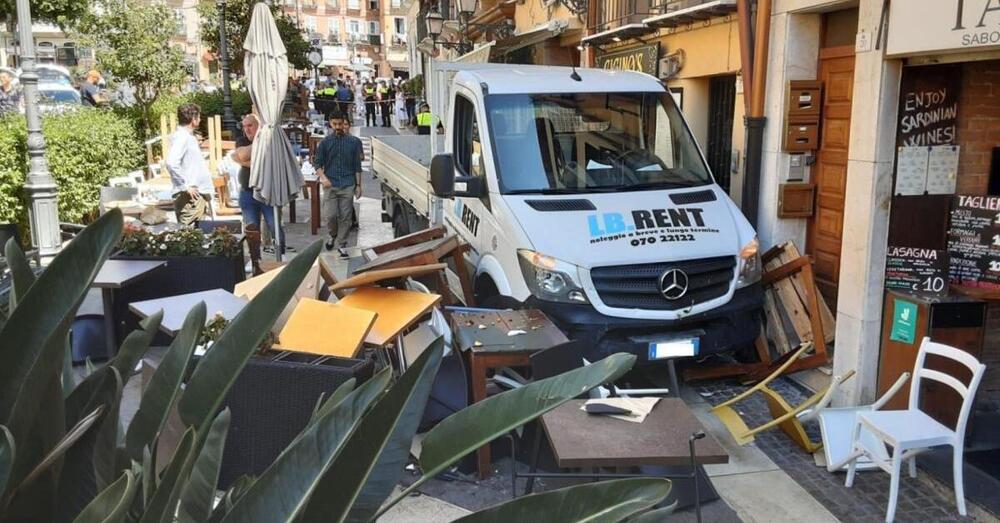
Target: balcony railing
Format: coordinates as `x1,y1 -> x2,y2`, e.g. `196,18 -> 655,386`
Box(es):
589,0 -> 651,33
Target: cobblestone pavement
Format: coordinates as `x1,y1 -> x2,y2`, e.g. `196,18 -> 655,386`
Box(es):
696,377 -> 977,523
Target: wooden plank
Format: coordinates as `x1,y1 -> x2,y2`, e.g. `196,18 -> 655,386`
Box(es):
331,263 -> 448,291
370,226 -> 447,255
763,289 -> 792,355
764,244 -> 813,343
783,243 -> 836,343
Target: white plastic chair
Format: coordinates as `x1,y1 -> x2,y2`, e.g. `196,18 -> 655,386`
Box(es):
844,337 -> 986,522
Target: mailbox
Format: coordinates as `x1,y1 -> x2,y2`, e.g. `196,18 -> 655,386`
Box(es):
787,80 -> 822,121
785,122 -> 820,152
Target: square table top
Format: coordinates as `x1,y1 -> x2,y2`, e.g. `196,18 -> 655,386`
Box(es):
129,288 -> 248,336
276,298 -> 376,359
331,263 -> 448,292
541,398 -> 728,469
450,309 -> 568,354
93,259 -> 167,289
354,235 -> 459,274
336,287 -> 441,346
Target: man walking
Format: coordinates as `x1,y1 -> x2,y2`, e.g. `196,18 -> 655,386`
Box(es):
165,103 -> 213,227
315,111 -> 363,256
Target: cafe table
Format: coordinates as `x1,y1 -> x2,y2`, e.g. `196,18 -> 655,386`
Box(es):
336,287 -> 441,372
92,259 -> 166,359
129,288 -> 248,336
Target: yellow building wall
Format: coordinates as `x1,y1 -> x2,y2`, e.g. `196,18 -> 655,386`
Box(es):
513,0 -> 586,32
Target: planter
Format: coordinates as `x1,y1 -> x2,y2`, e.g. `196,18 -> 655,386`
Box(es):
217,353 -> 375,489
110,253 -> 246,346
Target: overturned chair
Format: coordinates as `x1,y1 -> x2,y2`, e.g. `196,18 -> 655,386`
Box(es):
712,343 -> 856,451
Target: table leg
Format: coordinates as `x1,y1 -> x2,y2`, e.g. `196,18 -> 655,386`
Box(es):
289,198 -> 297,224
451,248 -> 476,306
467,352 -> 491,479
101,288 -> 117,360
310,182 -> 320,236
395,333 -> 407,374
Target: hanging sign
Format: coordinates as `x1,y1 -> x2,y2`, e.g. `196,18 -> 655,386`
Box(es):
887,0 -> 1000,56
948,194 -> 1000,290
595,44 -> 659,76
885,246 -> 950,297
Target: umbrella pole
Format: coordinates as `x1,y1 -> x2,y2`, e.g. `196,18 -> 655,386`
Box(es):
273,205 -> 282,262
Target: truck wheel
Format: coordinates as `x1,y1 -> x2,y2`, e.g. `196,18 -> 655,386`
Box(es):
480,294 -> 522,310
392,209 -> 410,238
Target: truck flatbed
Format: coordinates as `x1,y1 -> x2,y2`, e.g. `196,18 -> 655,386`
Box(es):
371,135 -> 444,219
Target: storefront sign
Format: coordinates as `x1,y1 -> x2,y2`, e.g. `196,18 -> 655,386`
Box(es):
887,0 -> 1000,56
595,44 -> 659,76
890,298 -> 919,344
948,194 -> 1000,290
885,246 -> 950,297
896,65 -> 960,147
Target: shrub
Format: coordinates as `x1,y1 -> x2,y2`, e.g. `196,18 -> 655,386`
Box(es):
0,109 -> 144,229
118,226 -> 242,257
149,88 -> 253,132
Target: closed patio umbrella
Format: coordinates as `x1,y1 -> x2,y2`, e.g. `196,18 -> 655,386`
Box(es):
244,2 -> 304,261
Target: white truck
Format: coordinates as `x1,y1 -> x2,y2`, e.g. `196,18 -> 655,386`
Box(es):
372,62 -> 763,364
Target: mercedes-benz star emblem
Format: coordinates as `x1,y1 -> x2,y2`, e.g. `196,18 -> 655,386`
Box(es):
658,269 -> 689,300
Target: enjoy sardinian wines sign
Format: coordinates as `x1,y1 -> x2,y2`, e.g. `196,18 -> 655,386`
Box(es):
896,64 -> 960,147
888,0 -> 1000,56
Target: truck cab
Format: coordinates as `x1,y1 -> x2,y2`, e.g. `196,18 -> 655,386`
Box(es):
410,64 -> 763,363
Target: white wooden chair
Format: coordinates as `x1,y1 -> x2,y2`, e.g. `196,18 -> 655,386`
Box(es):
843,337 -> 986,522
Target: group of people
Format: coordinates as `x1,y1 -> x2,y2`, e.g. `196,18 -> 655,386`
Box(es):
164,102 -> 365,273
313,74 -> 418,129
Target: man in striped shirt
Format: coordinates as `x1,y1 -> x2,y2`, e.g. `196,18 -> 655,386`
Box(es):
315,111 -> 363,256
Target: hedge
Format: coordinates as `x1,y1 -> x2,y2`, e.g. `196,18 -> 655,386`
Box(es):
0,109 -> 144,230
150,89 -> 253,130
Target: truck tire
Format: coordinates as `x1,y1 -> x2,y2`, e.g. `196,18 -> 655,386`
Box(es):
392,207 -> 410,238
475,276 -> 521,310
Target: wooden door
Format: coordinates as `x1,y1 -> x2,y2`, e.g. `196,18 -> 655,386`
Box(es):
807,45 -> 854,304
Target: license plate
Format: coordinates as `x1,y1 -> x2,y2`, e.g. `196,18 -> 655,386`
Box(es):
648,338 -> 699,360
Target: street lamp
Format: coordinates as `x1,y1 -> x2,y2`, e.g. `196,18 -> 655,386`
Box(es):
425,7 -> 445,41
15,0 -> 60,258
423,2 -> 512,56
217,0 -> 237,133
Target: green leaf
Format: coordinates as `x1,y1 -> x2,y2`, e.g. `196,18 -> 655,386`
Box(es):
178,409 -> 231,523
380,353 -> 636,516
72,470 -> 138,523
18,406 -> 104,491
0,210 -> 123,493
209,475 -> 255,523
125,303 -> 205,463
628,503 -> 678,522
222,367 -> 392,522
453,478 -> 671,523
308,378 -> 356,426
4,237 -> 36,311
110,310 -> 163,385
304,338 -> 444,522
141,446 -> 154,509
0,425 -> 13,496
178,240 -> 323,437
63,336 -> 76,398
139,426 -> 196,523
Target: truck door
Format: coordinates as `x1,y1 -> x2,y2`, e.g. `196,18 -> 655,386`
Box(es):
445,91 -> 493,263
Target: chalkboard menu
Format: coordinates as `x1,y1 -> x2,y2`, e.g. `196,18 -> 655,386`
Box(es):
885,246 -> 949,296
896,64 -> 960,147
948,195 -> 1000,290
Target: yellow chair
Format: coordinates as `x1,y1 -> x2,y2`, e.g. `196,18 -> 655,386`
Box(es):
711,343 -> 855,452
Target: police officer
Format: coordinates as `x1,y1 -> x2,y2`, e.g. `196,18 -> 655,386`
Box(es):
363,81 -> 377,127
377,81 -> 392,127
416,103 -> 434,135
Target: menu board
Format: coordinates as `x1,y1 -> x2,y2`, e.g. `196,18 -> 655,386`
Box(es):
948,195 -> 1000,290
896,64 -> 960,148
885,246 -> 949,296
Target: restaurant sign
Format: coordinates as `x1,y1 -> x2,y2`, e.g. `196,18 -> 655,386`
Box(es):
595,44 -> 659,76
888,0 -> 1000,56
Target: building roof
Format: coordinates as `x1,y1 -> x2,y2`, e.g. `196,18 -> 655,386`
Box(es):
453,64 -> 664,95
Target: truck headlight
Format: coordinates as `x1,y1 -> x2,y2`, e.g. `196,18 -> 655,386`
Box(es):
517,250 -> 589,304
736,238 -> 762,289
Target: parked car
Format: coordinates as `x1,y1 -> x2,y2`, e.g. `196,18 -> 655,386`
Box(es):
37,83 -> 81,113
35,64 -> 74,87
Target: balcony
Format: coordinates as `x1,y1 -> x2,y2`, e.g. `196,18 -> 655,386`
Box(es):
390,34 -> 407,47
585,0 -> 735,44
645,0 -> 737,29
588,0 -> 652,34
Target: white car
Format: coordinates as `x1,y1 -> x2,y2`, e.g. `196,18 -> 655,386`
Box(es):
37,83 -> 81,113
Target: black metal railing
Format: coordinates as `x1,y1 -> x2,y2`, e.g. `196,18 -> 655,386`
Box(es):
589,0 -> 652,32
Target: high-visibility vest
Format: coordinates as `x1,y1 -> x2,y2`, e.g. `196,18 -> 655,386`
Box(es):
321,88 -> 336,96
364,87 -> 375,95
416,112 -> 433,127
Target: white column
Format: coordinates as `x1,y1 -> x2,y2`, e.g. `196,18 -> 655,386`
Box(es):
831,0 -> 902,405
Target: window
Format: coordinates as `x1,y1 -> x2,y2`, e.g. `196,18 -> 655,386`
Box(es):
348,0 -> 360,9
349,20 -> 361,34
304,16 -> 317,32
393,17 -> 406,35
368,21 -> 380,34
369,0 -> 379,10
391,0 -> 401,7
454,95 -> 487,180
173,8 -> 186,36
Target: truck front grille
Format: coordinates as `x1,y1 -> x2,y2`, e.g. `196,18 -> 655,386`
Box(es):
590,256 -> 736,311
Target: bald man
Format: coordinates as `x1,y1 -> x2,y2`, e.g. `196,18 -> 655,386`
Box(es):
234,114 -> 282,272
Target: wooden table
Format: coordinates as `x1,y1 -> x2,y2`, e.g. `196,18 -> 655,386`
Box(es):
93,259 -> 166,359
276,298 -> 376,358
451,308 -> 569,478
356,229 -> 475,306
129,289 -> 248,336
289,178 -> 321,236
336,287 -> 442,371
529,398 -> 728,515
331,263 -> 448,292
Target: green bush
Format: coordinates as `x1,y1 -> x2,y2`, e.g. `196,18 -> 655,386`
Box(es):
0,110 -> 144,229
150,88 -> 253,130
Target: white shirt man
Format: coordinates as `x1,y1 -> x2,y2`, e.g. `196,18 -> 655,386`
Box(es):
165,103 -> 213,226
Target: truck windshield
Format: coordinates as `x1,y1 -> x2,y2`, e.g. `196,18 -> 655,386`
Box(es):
485,92 -> 712,194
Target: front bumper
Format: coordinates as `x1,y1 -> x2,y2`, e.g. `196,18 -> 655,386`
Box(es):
526,283 -> 764,363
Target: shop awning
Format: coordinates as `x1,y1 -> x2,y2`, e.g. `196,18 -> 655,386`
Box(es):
492,20 -> 569,55
580,23 -> 650,47
389,60 -> 409,71
643,0 -> 737,28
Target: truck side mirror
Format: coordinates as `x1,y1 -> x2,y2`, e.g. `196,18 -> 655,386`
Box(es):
430,154 -> 455,197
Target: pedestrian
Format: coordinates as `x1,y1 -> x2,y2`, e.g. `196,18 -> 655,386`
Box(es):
233,114 -> 282,274
0,71 -> 21,116
165,103 -> 213,227
80,70 -> 107,108
363,81 -> 377,126
394,87 -> 407,128
315,110 -> 363,257
379,81 -> 393,127
335,80 -> 354,125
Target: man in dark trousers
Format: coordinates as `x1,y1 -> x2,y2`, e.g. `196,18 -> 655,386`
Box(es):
315,111 -> 364,257
363,81 -> 377,127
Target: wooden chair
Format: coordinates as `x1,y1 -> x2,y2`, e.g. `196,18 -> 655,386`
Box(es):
844,338 -> 986,522
711,343 -> 856,451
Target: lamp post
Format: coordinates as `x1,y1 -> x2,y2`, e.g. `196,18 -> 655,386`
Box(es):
217,0 -> 237,133
15,0 -> 60,258
424,1 -> 511,56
